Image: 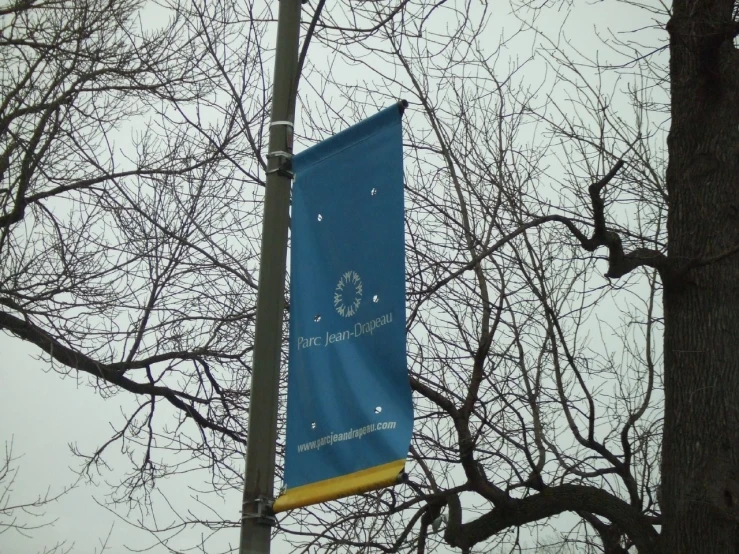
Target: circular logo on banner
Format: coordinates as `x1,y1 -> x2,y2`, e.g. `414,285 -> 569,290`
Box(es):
334,271 -> 363,317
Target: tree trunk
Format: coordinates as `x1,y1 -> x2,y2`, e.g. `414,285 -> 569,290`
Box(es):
662,1 -> 739,552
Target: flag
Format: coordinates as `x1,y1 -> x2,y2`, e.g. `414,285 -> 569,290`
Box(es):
273,103 -> 412,512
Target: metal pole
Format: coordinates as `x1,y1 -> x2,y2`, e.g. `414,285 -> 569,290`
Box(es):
239,0 -> 302,551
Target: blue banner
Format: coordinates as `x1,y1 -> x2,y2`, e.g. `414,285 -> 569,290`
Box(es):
273,104 -> 412,512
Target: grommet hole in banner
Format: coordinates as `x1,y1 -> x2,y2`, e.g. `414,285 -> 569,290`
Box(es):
371,188 -> 377,196
311,422 -> 316,429
373,295 -> 379,303
317,214 -> 323,221
374,406 -> 382,414
314,314 -> 321,322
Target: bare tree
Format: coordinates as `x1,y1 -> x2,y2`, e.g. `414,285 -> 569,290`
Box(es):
0,438 -> 75,554
276,0 -> 734,552
279,12 -> 660,554
0,0 -> 270,523
2,0 -> 738,553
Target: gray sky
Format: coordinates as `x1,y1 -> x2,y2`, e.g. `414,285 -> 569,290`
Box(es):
0,1 -> 666,552
0,334 -> 298,554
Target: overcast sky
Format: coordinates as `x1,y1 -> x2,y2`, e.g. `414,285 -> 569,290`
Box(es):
1,334 -> 243,553
0,1 -> 664,552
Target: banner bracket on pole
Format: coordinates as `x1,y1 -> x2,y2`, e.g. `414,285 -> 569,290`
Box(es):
242,496 -> 276,526
266,150 -> 294,178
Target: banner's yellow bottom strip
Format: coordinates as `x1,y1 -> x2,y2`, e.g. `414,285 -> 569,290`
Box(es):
272,459 -> 405,513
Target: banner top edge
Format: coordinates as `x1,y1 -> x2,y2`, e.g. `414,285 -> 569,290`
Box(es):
293,102 -> 406,174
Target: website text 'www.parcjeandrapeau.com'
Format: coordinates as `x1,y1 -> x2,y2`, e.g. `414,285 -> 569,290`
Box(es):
297,422 -> 397,453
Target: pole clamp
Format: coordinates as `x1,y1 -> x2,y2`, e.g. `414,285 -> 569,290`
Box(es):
242,496 -> 276,526
266,150 -> 294,178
